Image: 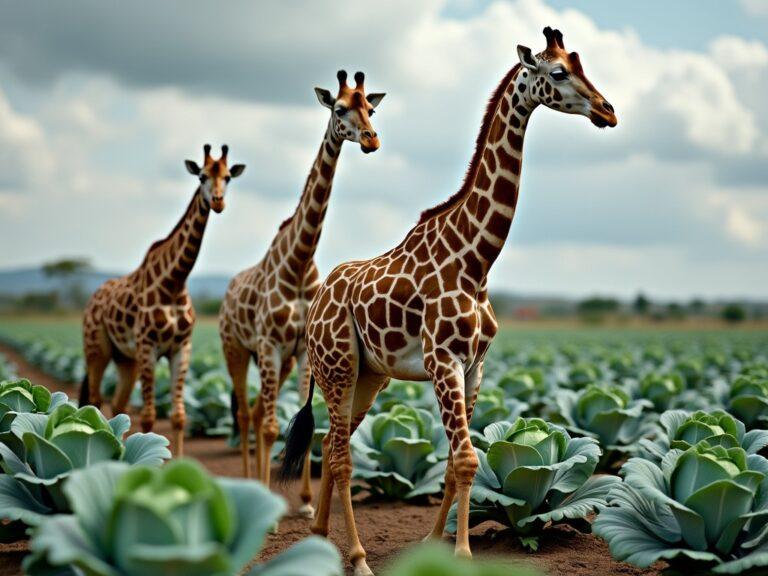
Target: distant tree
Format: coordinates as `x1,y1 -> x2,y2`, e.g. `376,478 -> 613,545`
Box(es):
17,291 -> 59,312
722,303 -> 747,323
688,298 -> 706,315
633,292 -> 650,315
197,298 -> 223,316
577,296 -> 619,323
41,258 -> 92,309
667,302 -> 686,320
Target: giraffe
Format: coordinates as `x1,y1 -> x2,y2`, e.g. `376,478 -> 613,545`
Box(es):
218,70 -> 384,513
279,28 -> 617,575
81,144 -> 245,456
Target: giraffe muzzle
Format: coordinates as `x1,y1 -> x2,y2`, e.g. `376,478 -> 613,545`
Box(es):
211,198 -> 225,213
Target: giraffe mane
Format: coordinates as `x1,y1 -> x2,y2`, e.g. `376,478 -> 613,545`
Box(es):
416,64 -> 521,225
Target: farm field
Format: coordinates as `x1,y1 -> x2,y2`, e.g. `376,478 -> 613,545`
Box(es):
1,316 -> 767,575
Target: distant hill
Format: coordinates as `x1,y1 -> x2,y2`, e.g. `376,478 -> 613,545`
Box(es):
0,267 -> 231,299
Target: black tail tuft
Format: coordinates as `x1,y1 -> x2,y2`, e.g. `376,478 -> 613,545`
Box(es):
230,389 -> 240,438
78,374 -> 90,407
278,376 -> 316,483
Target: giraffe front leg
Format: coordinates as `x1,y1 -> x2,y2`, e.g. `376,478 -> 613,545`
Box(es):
426,360 -> 483,541
254,342 -> 282,488
136,341 -> 157,434
169,340 -> 191,457
428,352 -> 478,559
296,351 -> 315,519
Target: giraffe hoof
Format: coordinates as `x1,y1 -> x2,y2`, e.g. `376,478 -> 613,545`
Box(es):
353,560 -> 374,576
310,524 -> 329,537
422,530 -> 444,543
455,546 -> 472,560
298,503 -> 315,519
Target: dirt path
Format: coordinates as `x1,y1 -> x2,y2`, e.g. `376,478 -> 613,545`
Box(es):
0,349 -> 661,576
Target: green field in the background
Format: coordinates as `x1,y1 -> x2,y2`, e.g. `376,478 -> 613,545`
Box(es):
2,314 -> 767,352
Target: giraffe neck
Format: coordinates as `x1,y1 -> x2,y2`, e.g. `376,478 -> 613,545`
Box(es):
444,65 -> 536,284
272,123 -> 342,271
141,190 -> 210,293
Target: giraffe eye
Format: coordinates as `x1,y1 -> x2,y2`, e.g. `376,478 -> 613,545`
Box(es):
225,176 -> 231,183
368,108 -> 375,116
550,68 -> 568,82
335,106 -> 348,116
199,174 -> 209,183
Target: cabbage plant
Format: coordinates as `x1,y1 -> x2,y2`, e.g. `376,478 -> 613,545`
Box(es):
639,410 -> 768,464
446,418 -> 619,550
551,385 -> 652,467
24,459 -> 342,576
383,542 -> 538,576
497,368 -> 546,404
565,363 -> 602,389
728,376 -> 768,430
351,405 -> 448,500
374,380 -> 435,413
0,379 -> 67,453
594,443 -> 768,574
637,372 -> 684,412
184,370 -> 232,437
0,403 -> 169,540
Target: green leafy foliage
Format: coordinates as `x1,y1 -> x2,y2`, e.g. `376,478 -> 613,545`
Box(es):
593,443 -> 768,573
446,418 -> 618,549
0,401 -> 170,540
729,376 -> 768,430
550,385 -> 653,467
383,543 -> 539,576
639,410 -> 768,464
351,405 -> 448,500
23,459 -> 342,576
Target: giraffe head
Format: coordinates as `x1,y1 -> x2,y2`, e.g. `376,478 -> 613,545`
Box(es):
517,27 -> 617,128
315,70 -> 384,153
184,144 -> 245,213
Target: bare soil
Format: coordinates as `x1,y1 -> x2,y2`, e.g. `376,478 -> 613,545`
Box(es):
0,344 -> 661,576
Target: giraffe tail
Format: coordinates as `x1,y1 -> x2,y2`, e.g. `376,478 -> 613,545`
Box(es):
78,374 -> 90,407
278,375 -> 315,483
230,390 -> 240,439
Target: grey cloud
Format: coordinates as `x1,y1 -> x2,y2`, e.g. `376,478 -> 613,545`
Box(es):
0,0 -> 419,104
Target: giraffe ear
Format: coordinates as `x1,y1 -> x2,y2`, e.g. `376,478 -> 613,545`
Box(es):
185,160 -> 201,175
229,164 -> 246,178
366,92 -> 385,109
517,45 -> 539,72
314,87 -> 335,109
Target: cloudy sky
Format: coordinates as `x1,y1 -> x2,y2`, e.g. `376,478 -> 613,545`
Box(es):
0,0 -> 766,300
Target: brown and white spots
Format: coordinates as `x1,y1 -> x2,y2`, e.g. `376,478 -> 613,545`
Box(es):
300,26 -> 616,575
217,71 -> 385,519
82,144 -> 245,457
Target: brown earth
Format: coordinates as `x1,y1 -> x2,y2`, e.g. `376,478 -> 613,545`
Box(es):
0,344 -> 661,576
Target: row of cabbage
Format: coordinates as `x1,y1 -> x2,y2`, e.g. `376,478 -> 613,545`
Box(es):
0,377 -> 345,575
0,377 -> 544,575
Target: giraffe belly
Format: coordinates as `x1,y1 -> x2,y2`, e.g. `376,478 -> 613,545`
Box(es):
362,337 -> 430,381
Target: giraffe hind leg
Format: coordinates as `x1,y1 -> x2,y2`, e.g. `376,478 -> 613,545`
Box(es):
310,370 -> 388,537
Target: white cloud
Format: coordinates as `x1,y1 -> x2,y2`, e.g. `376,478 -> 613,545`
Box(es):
741,0 -> 768,16
0,88 -> 53,189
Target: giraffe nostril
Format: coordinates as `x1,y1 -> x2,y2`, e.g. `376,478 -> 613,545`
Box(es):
602,100 -> 614,113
